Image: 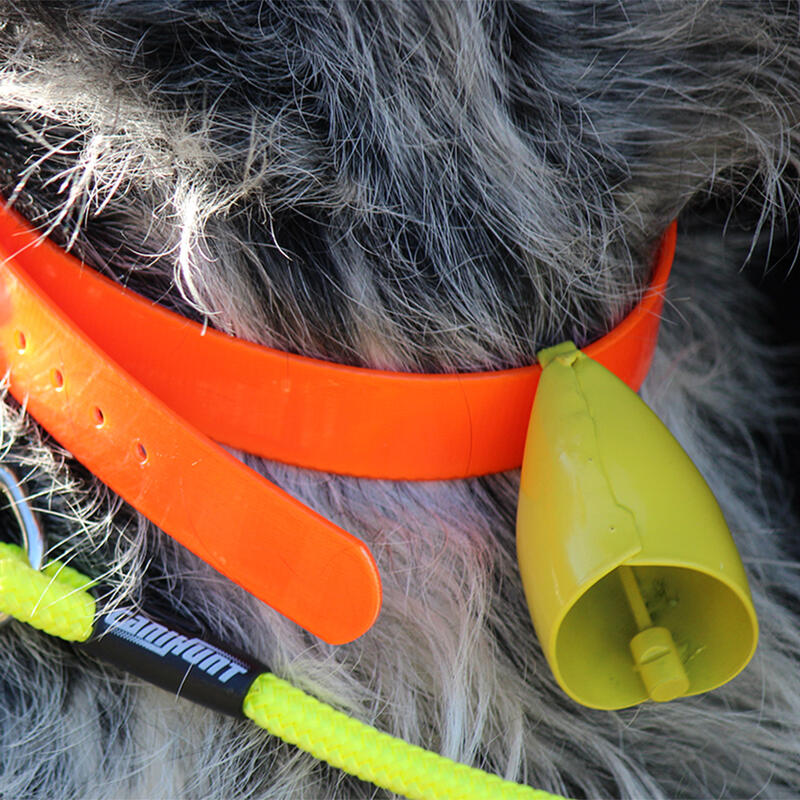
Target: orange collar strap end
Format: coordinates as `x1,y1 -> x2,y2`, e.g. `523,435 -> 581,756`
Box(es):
0,202 -> 676,643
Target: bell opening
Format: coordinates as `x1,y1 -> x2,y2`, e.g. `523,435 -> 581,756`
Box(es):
553,564 -> 757,710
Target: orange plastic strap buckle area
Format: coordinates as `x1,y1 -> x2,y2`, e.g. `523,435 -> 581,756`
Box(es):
0,202 -> 676,643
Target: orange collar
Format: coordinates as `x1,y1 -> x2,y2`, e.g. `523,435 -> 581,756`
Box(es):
0,202 -> 675,644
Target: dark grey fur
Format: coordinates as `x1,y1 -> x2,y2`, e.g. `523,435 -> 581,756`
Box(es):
1,2 -> 800,797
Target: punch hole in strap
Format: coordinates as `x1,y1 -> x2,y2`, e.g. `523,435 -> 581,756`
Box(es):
16,337 -> 149,471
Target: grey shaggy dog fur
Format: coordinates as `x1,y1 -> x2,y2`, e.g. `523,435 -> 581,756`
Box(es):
1,1 -> 800,798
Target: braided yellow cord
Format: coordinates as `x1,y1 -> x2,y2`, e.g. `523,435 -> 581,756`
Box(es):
0,543 -> 95,642
243,673 -> 563,800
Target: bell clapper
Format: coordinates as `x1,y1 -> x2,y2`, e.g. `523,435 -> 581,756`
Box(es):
618,565 -> 690,702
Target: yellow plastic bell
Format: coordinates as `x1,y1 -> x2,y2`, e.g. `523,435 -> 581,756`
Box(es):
516,341 -> 758,710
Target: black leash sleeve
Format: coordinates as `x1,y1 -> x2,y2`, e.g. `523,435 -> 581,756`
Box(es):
77,604 -> 267,717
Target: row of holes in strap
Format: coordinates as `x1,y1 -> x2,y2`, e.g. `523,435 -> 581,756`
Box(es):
14,329 -> 149,465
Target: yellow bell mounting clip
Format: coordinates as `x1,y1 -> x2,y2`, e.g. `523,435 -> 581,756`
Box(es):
516,342 -> 758,710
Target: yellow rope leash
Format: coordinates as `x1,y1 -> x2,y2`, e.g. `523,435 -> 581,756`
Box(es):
0,542 -> 95,641
243,673 -> 554,800
0,543 -> 565,800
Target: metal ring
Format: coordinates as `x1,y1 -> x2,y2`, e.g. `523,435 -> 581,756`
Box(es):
0,464 -> 46,625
